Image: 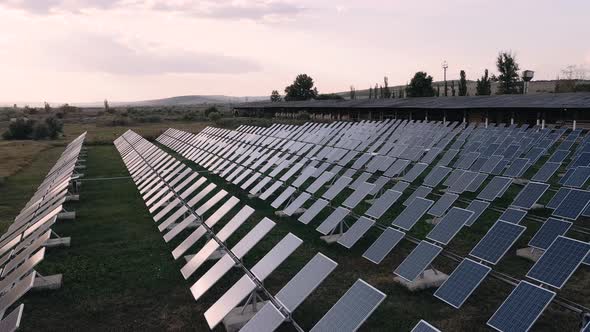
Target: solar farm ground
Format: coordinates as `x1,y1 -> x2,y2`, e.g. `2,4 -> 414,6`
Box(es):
1,121 -> 589,331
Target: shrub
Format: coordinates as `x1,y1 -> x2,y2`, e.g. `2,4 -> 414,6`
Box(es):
3,118 -> 34,139
204,106 -> 219,117
182,110 -> 205,121
32,122 -> 50,139
208,111 -> 222,123
45,116 -> 63,139
110,117 -> 130,126
296,111 -> 311,120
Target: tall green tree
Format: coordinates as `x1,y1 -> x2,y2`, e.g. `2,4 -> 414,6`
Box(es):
270,90 -> 282,102
383,77 -> 392,98
436,85 -> 440,97
406,72 -> 435,97
458,70 -> 468,96
451,81 -> 456,96
375,83 -> 379,98
349,86 -> 356,100
476,69 -> 492,95
496,51 -> 521,94
368,86 -> 373,99
284,74 -> 318,101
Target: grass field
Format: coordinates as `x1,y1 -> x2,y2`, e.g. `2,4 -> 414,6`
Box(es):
1,124 -> 588,331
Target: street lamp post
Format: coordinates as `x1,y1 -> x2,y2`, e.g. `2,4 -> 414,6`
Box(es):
442,61 -> 448,97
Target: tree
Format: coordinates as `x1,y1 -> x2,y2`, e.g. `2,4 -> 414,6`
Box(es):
2,118 -> 34,140
458,70 -> 468,96
496,51 -> 521,94
383,77 -> 391,98
406,72 -> 435,97
476,69 -> 492,96
451,81 -> 456,96
368,87 -> 373,99
45,116 -> 63,139
284,74 -> 318,101
349,86 -> 356,100
270,90 -> 282,102
315,93 -> 344,100
44,102 -> 51,112
436,85 -> 440,97
375,83 -> 379,99
104,99 -> 110,111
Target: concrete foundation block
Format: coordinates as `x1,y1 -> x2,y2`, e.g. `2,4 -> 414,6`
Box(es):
166,221 -> 201,231
426,217 -> 442,225
247,194 -> 259,199
320,234 -> 342,244
365,199 -> 376,204
291,208 -> 306,216
393,269 -> 448,291
222,301 -> 270,332
75,165 -> 86,170
516,247 -> 544,262
32,274 -> 63,291
57,211 -> 76,220
65,195 -> 80,202
44,237 -> 71,248
512,178 -> 529,185
530,203 -> 544,210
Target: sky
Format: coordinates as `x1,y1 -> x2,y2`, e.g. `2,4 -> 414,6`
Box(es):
0,0 -> 589,104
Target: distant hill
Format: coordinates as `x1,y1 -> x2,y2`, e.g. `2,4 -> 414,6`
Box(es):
111,95 -> 267,107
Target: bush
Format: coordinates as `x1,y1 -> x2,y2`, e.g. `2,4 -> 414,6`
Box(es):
295,111 -> 311,120
182,110 -> 205,121
135,115 -> 161,123
204,106 -> 219,117
110,117 -> 130,126
208,111 -> 222,122
45,116 -> 63,139
2,118 -> 34,139
32,122 -> 50,139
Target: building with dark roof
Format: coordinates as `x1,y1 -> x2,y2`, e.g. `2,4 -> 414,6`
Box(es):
234,93 -> 590,128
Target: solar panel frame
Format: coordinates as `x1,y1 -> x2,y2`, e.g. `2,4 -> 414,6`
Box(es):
434,258 -> 491,309
422,166 -> 452,188
526,236 -> 590,289
343,182 -> 376,209
470,220 -> 526,265
487,281 -> 555,332
322,176 -> 353,201
563,166 -> 590,188
309,279 -> 386,332
394,241 -> 442,282
365,189 -> 403,219
238,302 -> 285,332
204,275 -> 257,329
546,188 -> 572,210
362,227 -> 405,264
271,186 -> 297,209
411,320 -> 441,332
403,186 -> 432,206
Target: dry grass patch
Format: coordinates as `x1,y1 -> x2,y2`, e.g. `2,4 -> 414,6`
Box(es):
0,140 -> 53,178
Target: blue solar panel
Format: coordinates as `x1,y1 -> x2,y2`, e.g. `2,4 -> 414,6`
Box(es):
546,188 -> 572,210
423,166 -> 452,188
487,281 -> 555,332
569,152 -> 590,169
558,168 -> 575,185
510,182 -> 549,210
503,158 -> 530,177
499,208 -> 527,224
403,186 -> 432,206
531,162 -> 561,182
362,227 -> 405,264
553,189 -> 590,220
392,197 -> 434,231
526,236 -> 590,289
434,258 -> 491,308
477,176 -> 512,201
427,193 -> 459,217
548,150 -> 569,163
465,200 -> 490,227
470,220 -> 526,265
394,241 -> 442,282
480,155 -> 504,174
563,166 -> 590,188
426,207 -> 473,245
528,218 -> 572,250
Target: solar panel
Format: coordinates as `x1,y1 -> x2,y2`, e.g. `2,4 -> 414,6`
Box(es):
510,182 -> 549,210
392,197 -> 434,231
298,199 -> 329,225
0,271 -> 35,315
0,303 -> 24,332
394,241 -> 442,282
427,193 -> 459,217
411,320 -> 441,332
546,188 -> 572,210
283,192 -> 311,216
402,163 -> 429,183
526,236 -> 590,289
275,253 -> 338,312
477,176 -> 512,201
310,279 -> 386,332
426,207 -> 473,245
251,233 -> 303,280
250,176 -> 272,195
465,173 -> 488,192
391,181 -> 410,194
316,207 -> 350,235
503,158 -> 530,177
343,182 -> 376,209
306,172 -> 335,194
322,176 -> 353,201
548,150 -> 569,163
487,281 -> 555,332
241,172 -> 262,190
464,200 -> 490,227
403,186 -> 432,206
362,227 -> 405,264
563,166 -> 590,187
239,302 -> 285,332
448,171 -> 479,194
385,159 -> 411,177
434,258 -> 491,309
553,189 -> 590,220
528,218 -> 572,250
479,155 -> 503,174
470,220 -> 526,265
338,217 -> 375,248
422,166 -> 452,188
271,186 -> 296,209
259,181 -> 284,200
204,275 -> 257,329
365,190 -> 403,219
490,159 -> 509,175
531,162 -> 561,182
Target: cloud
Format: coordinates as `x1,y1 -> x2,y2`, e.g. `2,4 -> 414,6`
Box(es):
0,0 -> 306,21
42,33 -> 262,75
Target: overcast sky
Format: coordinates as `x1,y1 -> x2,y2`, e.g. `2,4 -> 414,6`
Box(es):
0,0 -> 589,103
